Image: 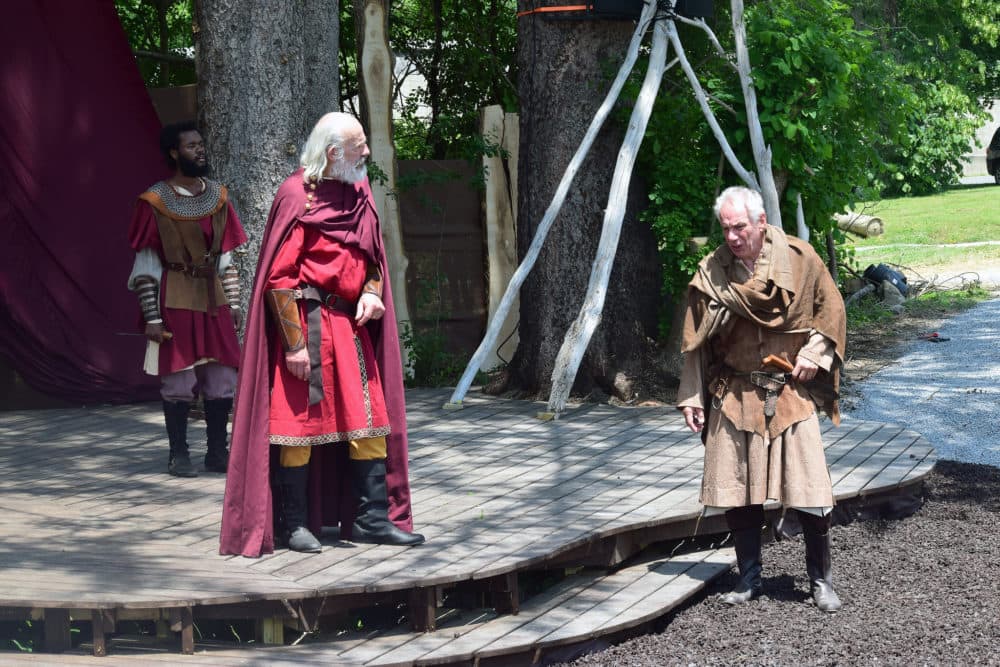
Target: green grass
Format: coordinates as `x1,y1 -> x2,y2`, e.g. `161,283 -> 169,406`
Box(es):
849,185 -> 1000,247
903,285 -> 992,316
847,285 -> 991,329
853,242 -> 1000,270
846,184 -> 1000,271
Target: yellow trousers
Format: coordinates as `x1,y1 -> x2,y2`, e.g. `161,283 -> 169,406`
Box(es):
279,436 -> 386,468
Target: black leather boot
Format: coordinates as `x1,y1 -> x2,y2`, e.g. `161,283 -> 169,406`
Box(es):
163,400 -> 196,477
203,398 -> 232,473
277,464 -> 322,553
799,510 -> 842,612
721,504 -> 764,604
350,459 -> 425,546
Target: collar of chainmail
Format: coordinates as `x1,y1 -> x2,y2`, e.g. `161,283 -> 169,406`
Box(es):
145,179 -> 226,220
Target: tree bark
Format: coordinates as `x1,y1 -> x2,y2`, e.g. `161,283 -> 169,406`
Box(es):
194,0 -> 340,307
546,17 -> 671,414
509,3 -> 661,402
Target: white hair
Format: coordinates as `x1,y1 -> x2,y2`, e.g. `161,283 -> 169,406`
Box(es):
299,112 -> 357,182
713,186 -> 766,224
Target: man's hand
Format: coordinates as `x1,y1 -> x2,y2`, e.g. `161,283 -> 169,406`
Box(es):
144,322 -> 167,343
792,356 -> 819,383
285,347 -> 310,381
355,292 -> 385,326
231,307 -> 244,331
682,406 -> 705,434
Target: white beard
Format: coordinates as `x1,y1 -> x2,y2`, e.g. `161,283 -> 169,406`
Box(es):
327,159 -> 368,184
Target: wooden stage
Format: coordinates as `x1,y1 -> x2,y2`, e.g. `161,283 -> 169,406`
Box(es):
0,389 -> 935,664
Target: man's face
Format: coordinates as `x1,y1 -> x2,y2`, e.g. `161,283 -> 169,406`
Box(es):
173,130 -> 210,177
718,201 -> 766,262
325,123 -> 370,184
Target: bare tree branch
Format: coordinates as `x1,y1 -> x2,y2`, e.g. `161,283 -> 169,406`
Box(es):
666,21 -> 759,190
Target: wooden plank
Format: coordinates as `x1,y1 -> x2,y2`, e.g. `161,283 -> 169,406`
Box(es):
409,586 -> 438,632
414,574 -> 597,665
833,430 -> 918,498
179,606 -> 194,654
538,549 -> 732,646
90,610 -> 108,657
860,436 -> 937,496
0,396 -> 934,665
43,608 -> 71,653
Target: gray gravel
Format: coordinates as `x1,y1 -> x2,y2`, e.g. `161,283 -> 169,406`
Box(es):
845,297 -> 1000,469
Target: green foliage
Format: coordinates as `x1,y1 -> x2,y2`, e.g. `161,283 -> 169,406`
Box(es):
631,0 -> 904,326
632,0 -> 996,334
636,96 -> 719,301
846,292 -> 896,329
114,0 -> 195,87
744,0 -> 909,232
851,0 -> 1000,195
398,321 -> 470,388
2,619 -> 35,652
339,1 -> 518,161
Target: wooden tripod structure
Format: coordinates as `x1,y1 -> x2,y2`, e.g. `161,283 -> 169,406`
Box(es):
447,0 -> 790,417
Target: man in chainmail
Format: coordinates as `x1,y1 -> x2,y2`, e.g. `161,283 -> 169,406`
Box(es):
127,121 -> 247,477
677,186 -> 847,613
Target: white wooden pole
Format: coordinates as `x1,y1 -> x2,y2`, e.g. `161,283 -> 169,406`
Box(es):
544,17 -> 671,416
666,22 -> 759,191
445,0 -> 659,408
731,0 -> 781,227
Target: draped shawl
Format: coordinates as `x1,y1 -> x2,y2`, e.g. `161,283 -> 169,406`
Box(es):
681,226 -> 846,424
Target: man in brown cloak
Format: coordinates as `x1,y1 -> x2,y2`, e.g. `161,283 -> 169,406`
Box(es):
677,186 -> 847,612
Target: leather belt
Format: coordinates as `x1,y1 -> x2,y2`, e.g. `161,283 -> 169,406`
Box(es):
166,262 -> 216,278
749,371 -> 791,417
167,260 -> 219,313
711,368 -> 792,417
296,285 -> 356,405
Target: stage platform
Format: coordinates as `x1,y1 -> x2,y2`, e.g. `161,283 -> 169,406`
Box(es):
0,389 -> 935,664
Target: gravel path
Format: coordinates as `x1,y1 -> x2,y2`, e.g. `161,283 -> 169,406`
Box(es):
846,297 -> 1000,468
554,298 -> 1000,666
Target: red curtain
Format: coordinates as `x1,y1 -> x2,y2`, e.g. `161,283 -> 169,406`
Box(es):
0,1 -> 168,403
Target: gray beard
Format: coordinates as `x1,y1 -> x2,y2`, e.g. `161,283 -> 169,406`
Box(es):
326,160 -> 367,184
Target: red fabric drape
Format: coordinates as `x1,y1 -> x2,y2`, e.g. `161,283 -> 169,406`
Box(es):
0,1 -> 167,403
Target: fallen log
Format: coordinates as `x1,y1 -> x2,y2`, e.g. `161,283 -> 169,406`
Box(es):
834,213 -> 884,238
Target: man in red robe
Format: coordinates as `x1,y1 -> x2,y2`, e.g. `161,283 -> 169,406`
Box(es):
128,121 -> 247,477
220,112 -> 423,556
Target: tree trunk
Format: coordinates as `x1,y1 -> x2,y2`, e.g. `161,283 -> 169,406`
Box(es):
509,4 -> 661,402
194,1 -> 340,306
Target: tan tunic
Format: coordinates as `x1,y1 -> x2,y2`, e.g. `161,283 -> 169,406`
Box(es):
678,227 -> 846,509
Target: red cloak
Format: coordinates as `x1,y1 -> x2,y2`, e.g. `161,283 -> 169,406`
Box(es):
219,170 -> 413,557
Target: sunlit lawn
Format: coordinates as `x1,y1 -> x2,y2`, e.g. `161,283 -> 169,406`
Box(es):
848,184 -> 1000,269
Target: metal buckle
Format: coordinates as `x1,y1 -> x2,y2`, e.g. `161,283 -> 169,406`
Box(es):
750,371 -> 787,391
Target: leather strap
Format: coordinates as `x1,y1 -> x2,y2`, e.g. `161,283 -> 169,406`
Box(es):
296,285 -> 356,406
265,289 -> 305,352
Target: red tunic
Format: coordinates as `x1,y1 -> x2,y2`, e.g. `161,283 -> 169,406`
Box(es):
220,171 -> 414,557
266,222 -> 390,444
128,198 -> 247,374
